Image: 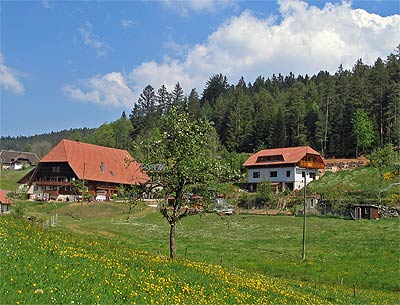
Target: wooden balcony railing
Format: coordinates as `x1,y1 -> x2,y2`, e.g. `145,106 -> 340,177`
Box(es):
298,161 -> 325,169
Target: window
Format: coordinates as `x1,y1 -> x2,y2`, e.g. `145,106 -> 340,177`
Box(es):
253,172 -> 260,178
286,171 -> 291,177
270,171 -> 277,177
310,198 -> 315,209
309,172 -> 316,179
256,155 -> 283,163
100,162 -> 105,173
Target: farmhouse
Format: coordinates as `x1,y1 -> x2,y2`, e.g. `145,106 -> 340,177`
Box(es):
19,139 -> 149,200
243,146 -> 325,192
0,150 -> 39,170
0,190 -> 11,213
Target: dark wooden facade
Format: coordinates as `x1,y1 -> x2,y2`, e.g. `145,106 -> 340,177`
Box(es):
352,204 -> 379,220
22,162 -> 124,200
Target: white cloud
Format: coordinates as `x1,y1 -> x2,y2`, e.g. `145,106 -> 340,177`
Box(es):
80,21 -> 111,57
129,0 -> 399,97
163,39 -> 190,57
162,0 -> 237,16
62,72 -> 135,107
41,0 -> 50,9
121,19 -> 135,28
66,0 -> 400,108
0,52 -> 25,95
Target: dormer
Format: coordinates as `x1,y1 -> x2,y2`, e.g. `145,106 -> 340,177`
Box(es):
256,154 -> 284,163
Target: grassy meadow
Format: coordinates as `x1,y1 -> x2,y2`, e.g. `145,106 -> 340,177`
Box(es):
0,168 -> 31,191
1,167 -> 399,304
1,199 -> 397,304
309,166 -> 400,203
1,213 -> 399,305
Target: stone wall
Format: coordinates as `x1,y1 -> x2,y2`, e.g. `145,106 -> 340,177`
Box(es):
324,159 -> 367,172
378,205 -> 400,218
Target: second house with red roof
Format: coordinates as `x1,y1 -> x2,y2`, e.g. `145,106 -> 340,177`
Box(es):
243,146 -> 325,192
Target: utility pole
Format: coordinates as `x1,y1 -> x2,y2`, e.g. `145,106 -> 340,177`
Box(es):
302,171 -> 307,260
80,162 -> 86,220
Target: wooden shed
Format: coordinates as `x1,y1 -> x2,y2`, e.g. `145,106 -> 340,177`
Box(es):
352,204 -> 379,220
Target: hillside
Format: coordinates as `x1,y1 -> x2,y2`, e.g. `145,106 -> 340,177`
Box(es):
309,164 -> 400,204
0,128 -> 95,158
0,168 -> 32,191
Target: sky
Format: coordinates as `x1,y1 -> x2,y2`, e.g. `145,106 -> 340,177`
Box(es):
1,0 -> 399,137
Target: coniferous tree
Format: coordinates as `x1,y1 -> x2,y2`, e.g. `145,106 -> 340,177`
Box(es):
187,88 -> 201,119
225,78 -> 254,152
170,82 -> 184,110
130,85 -> 158,137
370,57 -> 389,146
272,106 -> 287,148
332,66 -> 352,156
384,46 -> 400,146
157,84 -> 171,114
286,82 -> 307,146
201,74 -> 229,106
252,88 -> 276,149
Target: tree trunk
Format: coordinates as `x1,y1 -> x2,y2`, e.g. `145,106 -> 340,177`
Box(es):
324,94 -> 330,155
169,221 -> 176,259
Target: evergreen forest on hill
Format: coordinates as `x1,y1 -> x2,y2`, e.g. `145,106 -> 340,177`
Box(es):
1,46 -> 399,159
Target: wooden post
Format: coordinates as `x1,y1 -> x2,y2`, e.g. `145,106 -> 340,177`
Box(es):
302,172 -> 307,260
80,162 -> 86,220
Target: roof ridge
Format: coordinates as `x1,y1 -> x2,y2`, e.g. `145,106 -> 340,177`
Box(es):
62,138 -> 129,154
61,139 -> 70,165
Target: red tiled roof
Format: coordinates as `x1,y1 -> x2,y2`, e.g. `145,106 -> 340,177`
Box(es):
0,190 -> 11,204
40,139 -> 149,185
243,146 -> 324,167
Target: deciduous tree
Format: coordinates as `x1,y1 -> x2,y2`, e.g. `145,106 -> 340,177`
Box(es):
140,107 -> 224,259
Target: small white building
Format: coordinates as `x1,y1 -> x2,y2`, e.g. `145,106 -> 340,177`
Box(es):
243,146 -> 325,192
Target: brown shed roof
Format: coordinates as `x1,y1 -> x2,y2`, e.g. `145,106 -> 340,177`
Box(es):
0,150 -> 39,165
243,146 -> 324,167
40,139 -> 149,185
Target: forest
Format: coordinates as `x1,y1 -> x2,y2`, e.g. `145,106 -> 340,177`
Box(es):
1,46 -> 399,160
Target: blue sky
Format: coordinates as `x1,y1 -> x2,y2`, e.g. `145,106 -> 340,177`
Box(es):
1,0 -> 399,137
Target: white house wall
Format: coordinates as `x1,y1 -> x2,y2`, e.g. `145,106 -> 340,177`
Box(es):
248,166 -> 318,190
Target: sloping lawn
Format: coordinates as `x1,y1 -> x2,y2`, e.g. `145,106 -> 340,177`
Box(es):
20,201 -> 400,293
1,215 -> 398,305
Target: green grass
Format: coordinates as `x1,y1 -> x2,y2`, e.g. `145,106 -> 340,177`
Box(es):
309,166 -> 400,202
20,200 -> 400,294
0,168 -> 32,191
1,215 -> 399,305
2,166 -> 399,303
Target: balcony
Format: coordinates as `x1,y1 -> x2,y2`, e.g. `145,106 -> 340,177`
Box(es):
35,181 -> 71,187
298,161 -> 325,169
35,176 -> 73,186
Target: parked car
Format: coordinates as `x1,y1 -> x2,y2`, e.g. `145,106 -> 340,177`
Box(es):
214,198 -> 235,215
95,194 -> 106,201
